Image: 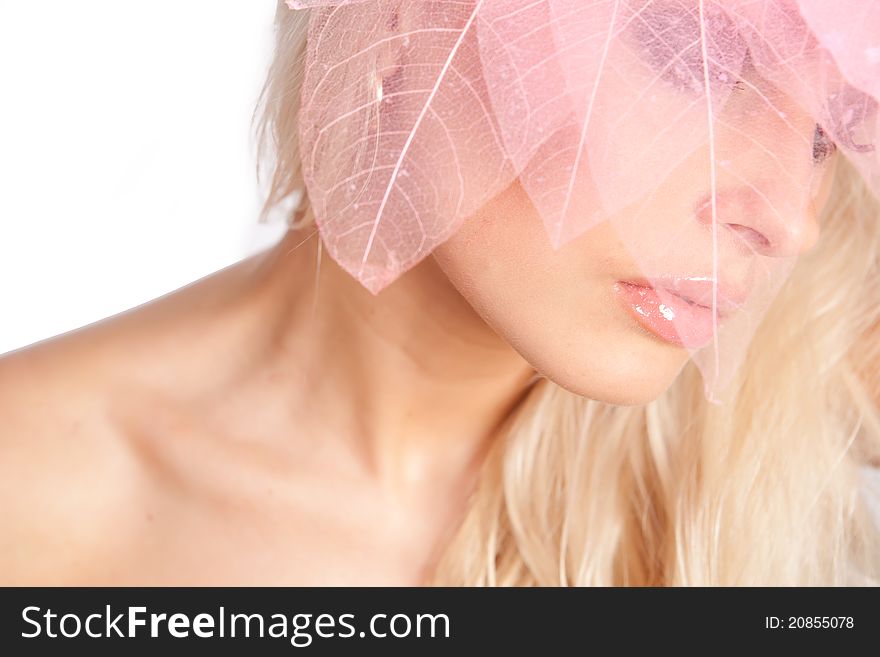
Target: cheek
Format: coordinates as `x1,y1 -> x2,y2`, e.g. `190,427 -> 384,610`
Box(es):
432,182 -> 692,405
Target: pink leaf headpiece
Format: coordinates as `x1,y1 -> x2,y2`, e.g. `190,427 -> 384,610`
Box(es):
285,0 -> 879,401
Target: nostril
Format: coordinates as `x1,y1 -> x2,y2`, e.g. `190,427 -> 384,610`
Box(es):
725,223 -> 771,250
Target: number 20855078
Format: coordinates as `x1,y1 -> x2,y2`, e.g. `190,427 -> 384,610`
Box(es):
765,616 -> 854,630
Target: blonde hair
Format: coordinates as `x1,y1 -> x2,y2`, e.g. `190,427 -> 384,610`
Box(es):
253,3 -> 880,585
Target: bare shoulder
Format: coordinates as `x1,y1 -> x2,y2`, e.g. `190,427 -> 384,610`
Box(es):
0,322 -> 145,583
0,260 -> 254,584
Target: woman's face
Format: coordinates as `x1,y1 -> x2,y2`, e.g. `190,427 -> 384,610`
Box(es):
431,109 -> 839,406
299,1 -> 856,404
426,3 -> 849,405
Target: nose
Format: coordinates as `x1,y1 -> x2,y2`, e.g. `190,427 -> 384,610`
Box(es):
694,186 -> 821,258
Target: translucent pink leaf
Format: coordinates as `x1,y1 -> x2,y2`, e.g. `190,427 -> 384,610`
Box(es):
298,0 -> 514,293
285,1 -> 372,9
478,0 -> 751,246
797,0 -> 880,101
731,1 -> 879,198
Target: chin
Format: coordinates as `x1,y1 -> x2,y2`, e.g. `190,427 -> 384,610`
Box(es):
523,333 -> 690,406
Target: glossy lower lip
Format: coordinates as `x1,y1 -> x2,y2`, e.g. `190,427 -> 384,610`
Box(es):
613,281 -> 725,349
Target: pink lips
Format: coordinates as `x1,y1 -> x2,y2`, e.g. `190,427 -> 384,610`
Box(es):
613,278 -> 745,349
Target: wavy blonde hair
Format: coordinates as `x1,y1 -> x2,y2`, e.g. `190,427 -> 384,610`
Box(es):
253,3 -> 880,585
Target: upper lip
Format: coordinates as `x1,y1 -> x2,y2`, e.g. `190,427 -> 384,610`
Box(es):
622,276 -> 748,314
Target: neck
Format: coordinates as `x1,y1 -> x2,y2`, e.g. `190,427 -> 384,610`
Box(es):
234,227 -> 537,491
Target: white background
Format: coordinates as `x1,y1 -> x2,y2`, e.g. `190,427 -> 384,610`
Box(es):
0,0 -> 286,355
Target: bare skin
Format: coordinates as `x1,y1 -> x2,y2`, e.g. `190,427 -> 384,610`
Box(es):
0,227 -> 537,585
